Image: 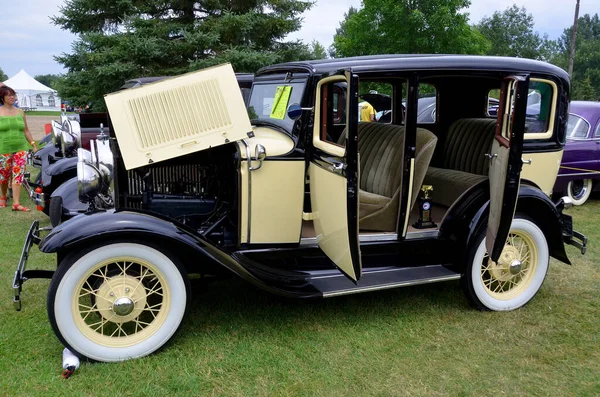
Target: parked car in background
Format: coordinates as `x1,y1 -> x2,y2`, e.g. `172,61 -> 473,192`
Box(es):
553,101 -> 600,205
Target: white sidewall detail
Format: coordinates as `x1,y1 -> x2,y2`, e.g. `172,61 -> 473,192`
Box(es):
471,218 -> 549,311
53,243 -> 187,362
567,179 -> 593,206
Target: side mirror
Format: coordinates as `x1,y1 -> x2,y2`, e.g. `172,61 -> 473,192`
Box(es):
287,103 -> 303,120
249,144 -> 266,171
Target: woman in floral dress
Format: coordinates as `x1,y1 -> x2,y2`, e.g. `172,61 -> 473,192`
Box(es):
0,85 -> 38,211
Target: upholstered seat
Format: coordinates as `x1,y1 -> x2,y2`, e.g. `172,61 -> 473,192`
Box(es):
424,118 -> 496,207
339,123 -> 437,231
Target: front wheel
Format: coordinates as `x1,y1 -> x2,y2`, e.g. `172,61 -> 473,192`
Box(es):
462,217 -> 549,311
567,179 -> 593,205
47,242 -> 189,362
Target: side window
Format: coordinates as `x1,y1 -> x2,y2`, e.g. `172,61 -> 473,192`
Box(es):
319,80 -> 347,145
525,80 -> 553,133
358,82 -> 393,123
487,89 -> 501,116
566,114 -> 590,139
595,121 -> 600,138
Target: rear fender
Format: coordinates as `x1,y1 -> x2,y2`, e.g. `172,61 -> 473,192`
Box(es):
45,157 -> 77,177
440,181 -> 571,268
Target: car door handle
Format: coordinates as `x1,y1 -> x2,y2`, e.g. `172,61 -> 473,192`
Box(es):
522,158 -> 532,165
484,153 -> 497,159
329,162 -> 346,174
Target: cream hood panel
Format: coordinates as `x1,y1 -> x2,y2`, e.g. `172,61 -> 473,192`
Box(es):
105,63 -> 252,170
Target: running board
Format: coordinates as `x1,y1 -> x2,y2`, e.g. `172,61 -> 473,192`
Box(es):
309,265 -> 460,297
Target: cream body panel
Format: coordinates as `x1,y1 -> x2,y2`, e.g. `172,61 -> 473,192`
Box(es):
309,163 -> 357,281
248,161 -> 305,244
239,163 -> 250,244
520,150 -> 564,196
105,63 -> 252,170
239,127 -> 295,159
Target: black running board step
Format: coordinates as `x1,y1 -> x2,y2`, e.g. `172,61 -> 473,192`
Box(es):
310,265 -> 460,297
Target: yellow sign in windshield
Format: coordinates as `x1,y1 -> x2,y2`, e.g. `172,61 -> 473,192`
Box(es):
270,86 -> 292,120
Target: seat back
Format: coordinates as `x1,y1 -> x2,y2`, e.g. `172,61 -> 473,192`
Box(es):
411,129 -> 438,210
442,118 -> 496,175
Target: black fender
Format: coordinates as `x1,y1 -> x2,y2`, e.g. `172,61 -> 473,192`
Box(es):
40,133 -> 53,146
42,157 -> 78,190
33,144 -> 59,168
50,176 -> 88,217
440,180 -> 571,268
39,209 -> 302,297
45,157 -> 77,177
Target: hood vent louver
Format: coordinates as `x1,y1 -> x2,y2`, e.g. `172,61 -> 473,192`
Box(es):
105,63 -> 252,170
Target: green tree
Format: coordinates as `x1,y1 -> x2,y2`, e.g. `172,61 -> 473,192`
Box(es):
477,4 -> 555,60
310,40 -> 328,59
34,74 -> 61,89
0,67 -> 7,82
52,0 -> 315,110
553,14 -> 600,100
332,0 -> 489,57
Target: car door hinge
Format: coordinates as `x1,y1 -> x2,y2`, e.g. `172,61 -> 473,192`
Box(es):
302,212 -> 316,221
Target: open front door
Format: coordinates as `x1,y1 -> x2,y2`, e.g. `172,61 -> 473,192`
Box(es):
308,71 -> 362,282
486,75 -> 530,261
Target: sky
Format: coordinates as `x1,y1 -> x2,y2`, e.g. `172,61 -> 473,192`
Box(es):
1,0 -> 599,79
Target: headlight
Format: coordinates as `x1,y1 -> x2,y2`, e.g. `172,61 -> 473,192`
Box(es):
77,159 -> 101,203
77,138 -> 114,205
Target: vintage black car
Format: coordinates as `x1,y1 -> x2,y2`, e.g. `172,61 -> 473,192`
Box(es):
14,58 -> 586,363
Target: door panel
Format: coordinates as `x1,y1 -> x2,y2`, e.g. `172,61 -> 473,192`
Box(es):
309,161 -> 360,281
308,71 -> 361,282
486,75 -> 530,261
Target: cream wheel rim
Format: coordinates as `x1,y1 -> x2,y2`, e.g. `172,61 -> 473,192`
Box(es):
72,257 -> 170,347
480,231 -> 538,300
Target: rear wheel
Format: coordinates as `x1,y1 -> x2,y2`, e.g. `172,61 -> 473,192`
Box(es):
462,216 -> 549,311
47,242 -> 189,362
567,179 -> 593,205
49,196 -> 63,227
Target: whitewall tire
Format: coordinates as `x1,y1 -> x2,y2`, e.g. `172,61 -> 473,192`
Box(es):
47,242 -> 189,362
463,217 -> 549,311
567,179 -> 593,206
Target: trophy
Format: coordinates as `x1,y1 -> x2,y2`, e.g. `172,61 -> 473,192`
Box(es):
412,185 -> 437,229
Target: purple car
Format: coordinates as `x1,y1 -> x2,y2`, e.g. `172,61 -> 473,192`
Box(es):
553,101 -> 600,205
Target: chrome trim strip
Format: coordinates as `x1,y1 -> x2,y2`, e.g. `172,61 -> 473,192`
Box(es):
242,139 -> 252,243
557,172 -> 599,177
405,229 -> 439,240
322,274 -> 461,297
300,232 -> 398,247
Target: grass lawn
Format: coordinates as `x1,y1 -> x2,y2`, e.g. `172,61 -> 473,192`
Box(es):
0,190 -> 599,395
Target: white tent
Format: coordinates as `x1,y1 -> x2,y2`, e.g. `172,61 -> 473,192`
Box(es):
3,69 -> 61,111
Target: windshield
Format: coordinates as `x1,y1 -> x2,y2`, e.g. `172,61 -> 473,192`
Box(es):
566,114 -> 590,139
247,81 -> 306,133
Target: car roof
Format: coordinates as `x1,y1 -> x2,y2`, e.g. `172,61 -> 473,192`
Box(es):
256,54 -> 569,85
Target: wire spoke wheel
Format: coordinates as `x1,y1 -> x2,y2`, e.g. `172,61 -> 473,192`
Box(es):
48,242 -> 189,362
463,217 -> 549,311
74,258 -> 168,346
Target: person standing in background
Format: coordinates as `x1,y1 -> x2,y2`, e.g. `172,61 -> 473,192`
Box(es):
359,101 -> 376,122
0,85 -> 37,211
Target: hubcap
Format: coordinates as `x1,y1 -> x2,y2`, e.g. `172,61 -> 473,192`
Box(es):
571,180 -> 587,200
509,260 -> 523,275
113,297 -> 135,316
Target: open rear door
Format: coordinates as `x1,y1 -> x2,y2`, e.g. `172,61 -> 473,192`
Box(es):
486,74 -> 530,261
308,71 -> 361,282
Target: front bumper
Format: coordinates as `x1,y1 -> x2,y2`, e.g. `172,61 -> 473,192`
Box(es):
22,173 -> 45,209
13,221 -> 54,311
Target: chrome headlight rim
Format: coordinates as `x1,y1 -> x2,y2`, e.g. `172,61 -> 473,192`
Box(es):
77,159 -> 101,203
